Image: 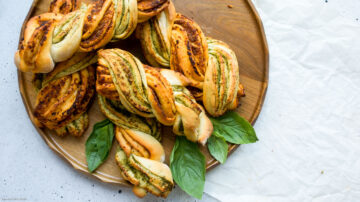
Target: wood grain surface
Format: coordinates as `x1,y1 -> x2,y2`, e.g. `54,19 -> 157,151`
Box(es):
17,0 -> 269,185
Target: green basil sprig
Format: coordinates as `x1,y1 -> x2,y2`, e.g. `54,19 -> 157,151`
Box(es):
207,111 -> 258,163
170,136 -> 206,199
85,119 -> 114,172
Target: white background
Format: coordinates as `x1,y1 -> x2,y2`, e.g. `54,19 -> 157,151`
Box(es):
1,0 -> 360,201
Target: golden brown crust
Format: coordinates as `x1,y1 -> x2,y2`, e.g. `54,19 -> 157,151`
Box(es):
159,69 -> 212,144
97,49 -> 152,117
203,38 -> 245,117
33,66 -> 95,131
112,0 -> 138,40
16,0 -> 139,72
115,149 -> 173,198
96,49 -> 177,126
96,65 -> 120,101
80,0 -> 116,52
96,48 -> 211,144
137,0 -> 170,23
132,186 -> 147,198
54,113 -> 89,136
144,66 -> 176,126
15,13 -> 63,73
96,63 -> 176,126
170,13 -> 208,83
49,0 -> 79,14
136,1 -> 175,67
115,126 -> 165,162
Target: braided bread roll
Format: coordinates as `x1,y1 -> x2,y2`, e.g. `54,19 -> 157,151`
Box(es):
137,0 -> 170,23
15,13 -> 63,73
203,38 -> 245,117
97,49 -> 176,126
33,53 -> 96,136
97,91 -> 172,198
96,48 -> 212,144
136,1 -> 175,67
15,0 -> 138,73
160,69 -> 212,144
137,11 -> 246,116
80,0 -> 138,51
116,149 -> 173,198
170,13 -> 208,83
113,0 -> 138,40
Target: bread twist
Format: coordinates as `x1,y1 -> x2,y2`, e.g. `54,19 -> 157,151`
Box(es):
16,0 -> 169,73
115,148 -> 173,198
137,11 -> 246,116
33,52 -> 96,136
97,49 -> 176,125
136,1 -> 175,67
96,48 -> 212,144
170,13 -> 208,83
97,86 -> 173,198
203,38 -> 245,117
15,13 -> 63,73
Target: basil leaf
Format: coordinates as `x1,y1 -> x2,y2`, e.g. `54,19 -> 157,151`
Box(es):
207,134 -> 228,164
210,111 -> 258,144
170,136 -> 205,199
86,119 -> 114,172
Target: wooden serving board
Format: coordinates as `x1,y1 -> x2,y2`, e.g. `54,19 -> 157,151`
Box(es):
18,0 -> 269,185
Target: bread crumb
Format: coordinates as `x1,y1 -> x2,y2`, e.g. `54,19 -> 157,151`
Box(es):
227,5 -> 233,8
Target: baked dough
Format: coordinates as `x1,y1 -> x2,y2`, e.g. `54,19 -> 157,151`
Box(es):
203,38 -> 245,117
33,53 -> 96,136
15,13 -> 63,73
170,13 -> 208,83
137,0 -> 170,23
96,48 -> 212,144
49,0 -> 79,14
115,149 -> 173,198
51,5 -> 87,62
136,1 -> 175,67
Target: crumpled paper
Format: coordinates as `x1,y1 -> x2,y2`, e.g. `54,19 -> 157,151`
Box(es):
204,0 -> 360,201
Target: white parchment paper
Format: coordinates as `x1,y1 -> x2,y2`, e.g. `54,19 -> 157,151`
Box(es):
204,0 -> 360,201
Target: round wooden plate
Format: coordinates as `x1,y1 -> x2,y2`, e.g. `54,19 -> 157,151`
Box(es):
18,0 -> 269,185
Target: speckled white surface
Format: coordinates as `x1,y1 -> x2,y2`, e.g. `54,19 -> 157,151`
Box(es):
1,0 -> 360,202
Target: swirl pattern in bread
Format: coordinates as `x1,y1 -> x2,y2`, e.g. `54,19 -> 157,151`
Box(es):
33,53 -> 96,136
51,5 -> 87,62
203,38 -> 245,117
137,0 -> 170,23
49,0 -> 79,14
115,149 -> 173,198
170,13 -> 208,83
136,1 -> 175,67
15,13 -> 63,73
96,48 -> 212,144
15,0 -> 139,73
97,49 -> 177,125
